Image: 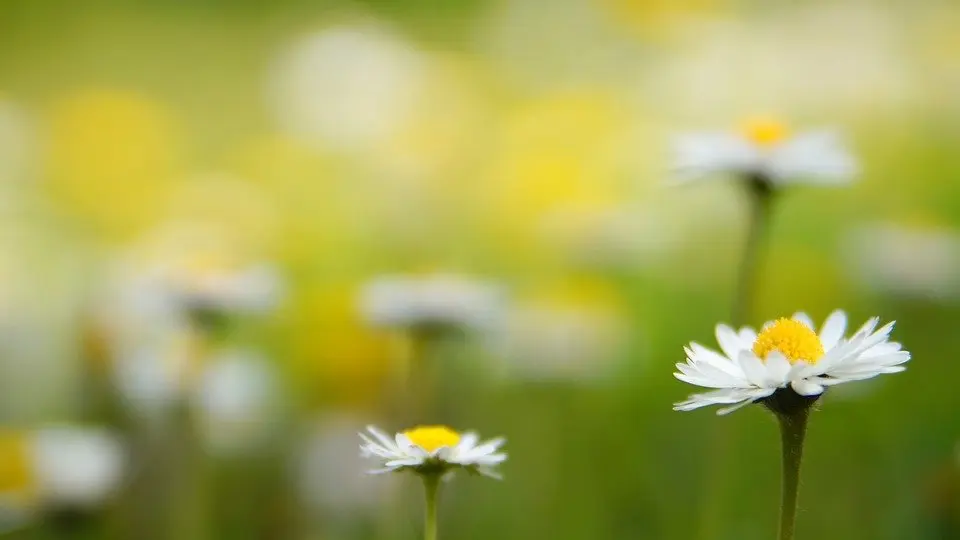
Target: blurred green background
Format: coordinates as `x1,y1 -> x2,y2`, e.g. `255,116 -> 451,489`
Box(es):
0,0 -> 958,539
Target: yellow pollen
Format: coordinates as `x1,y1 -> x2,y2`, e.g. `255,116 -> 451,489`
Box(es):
752,318 -> 825,364
403,425 -> 461,453
739,116 -> 789,147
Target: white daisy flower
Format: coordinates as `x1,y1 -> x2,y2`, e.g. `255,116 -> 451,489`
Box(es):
358,274 -> 505,332
193,350 -> 277,456
170,263 -> 282,316
0,426 -> 126,530
674,310 -> 910,415
841,223 -> 960,301
671,117 -> 858,186
359,425 -> 506,479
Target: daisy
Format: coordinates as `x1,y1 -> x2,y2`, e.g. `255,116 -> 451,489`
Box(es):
674,309 -> 910,415
671,117 -> 858,186
360,425 -> 505,540
358,273 -> 504,333
359,425 -> 506,480
0,427 -> 126,532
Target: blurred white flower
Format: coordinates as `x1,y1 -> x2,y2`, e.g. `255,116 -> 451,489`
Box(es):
358,274 -> 505,332
111,326 -> 202,415
0,427 -> 125,528
492,302 -> 629,383
169,263 -> 282,315
672,117 -> 857,185
643,3 -> 919,118
842,224 -> 960,301
298,413 -> 392,516
194,350 -> 277,456
269,24 -> 426,152
479,0 -> 641,90
31,427 -> 126,509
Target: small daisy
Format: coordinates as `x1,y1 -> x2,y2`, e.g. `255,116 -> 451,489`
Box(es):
674,310 -> 910,415
359,425 -> 506,479
358,274 -> 504,332
0,426 -> 126,532
671,117 -> 858,186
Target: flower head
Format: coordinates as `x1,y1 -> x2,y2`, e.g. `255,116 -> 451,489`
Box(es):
0,427 -> 125,529
674,310 -> 910,415
359,425 -> 506,479
358,273 -> 504,332
671,117 -> 857,186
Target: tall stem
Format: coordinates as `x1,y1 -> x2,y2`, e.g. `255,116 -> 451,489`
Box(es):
422,475 -> 441,540
776,409 -> 809,540
731,178 -> 774,326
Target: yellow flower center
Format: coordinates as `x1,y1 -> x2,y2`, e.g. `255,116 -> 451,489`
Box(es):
0,432 -> 34,501
403,425 -> 461,453
739,116 -> 789,147
752,318 -> 825,364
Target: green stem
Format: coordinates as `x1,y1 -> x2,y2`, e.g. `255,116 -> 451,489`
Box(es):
731,177 -> 774,326
776,409 -> 809,540
423,475 -> 441,540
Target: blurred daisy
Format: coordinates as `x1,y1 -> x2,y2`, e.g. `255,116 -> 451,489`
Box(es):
193,350 -> 277,456
674,310 -> 910,415
0,427 -> 125,529
359,425 -> 506,479
166,262 -> 282,316
842,223 -> 960,301
269,24 -> 425,152
671,117 -> 857,186
358,274 -> 504,332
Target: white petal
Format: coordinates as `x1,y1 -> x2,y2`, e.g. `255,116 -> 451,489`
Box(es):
766,131 -> 857,183
715,324 -> 745,361
366,425 -> 399,452
476,467 -> 503,480
456,432 -> 479,453
792,312 -> 815,329
738,327 -> 758,345
791,379 -> 825,396
716,399 -> 756,416
737,351 -> 769,387
386,458 -> 422,467
687,343 -> 742,376
819,310 -> 847,351
764,351 -> 792,384
367,466 -> 401,475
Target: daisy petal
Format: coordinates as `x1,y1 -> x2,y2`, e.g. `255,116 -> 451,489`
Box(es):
819,310 -> 847,351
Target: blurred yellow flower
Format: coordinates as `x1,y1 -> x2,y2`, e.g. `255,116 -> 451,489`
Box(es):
0,428 -> 125,518
602,0 -> 726,40
46,89 -> 181,238
163,172 -> 282,260
228,135 -> 371,266
481,91 -> 632,260
0,432 -> 34,507
288,283 -> 393,407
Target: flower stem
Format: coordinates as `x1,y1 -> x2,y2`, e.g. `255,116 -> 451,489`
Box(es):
731,177 -> 774,326
776,409 -> 809,540
423,475 -> 441,540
